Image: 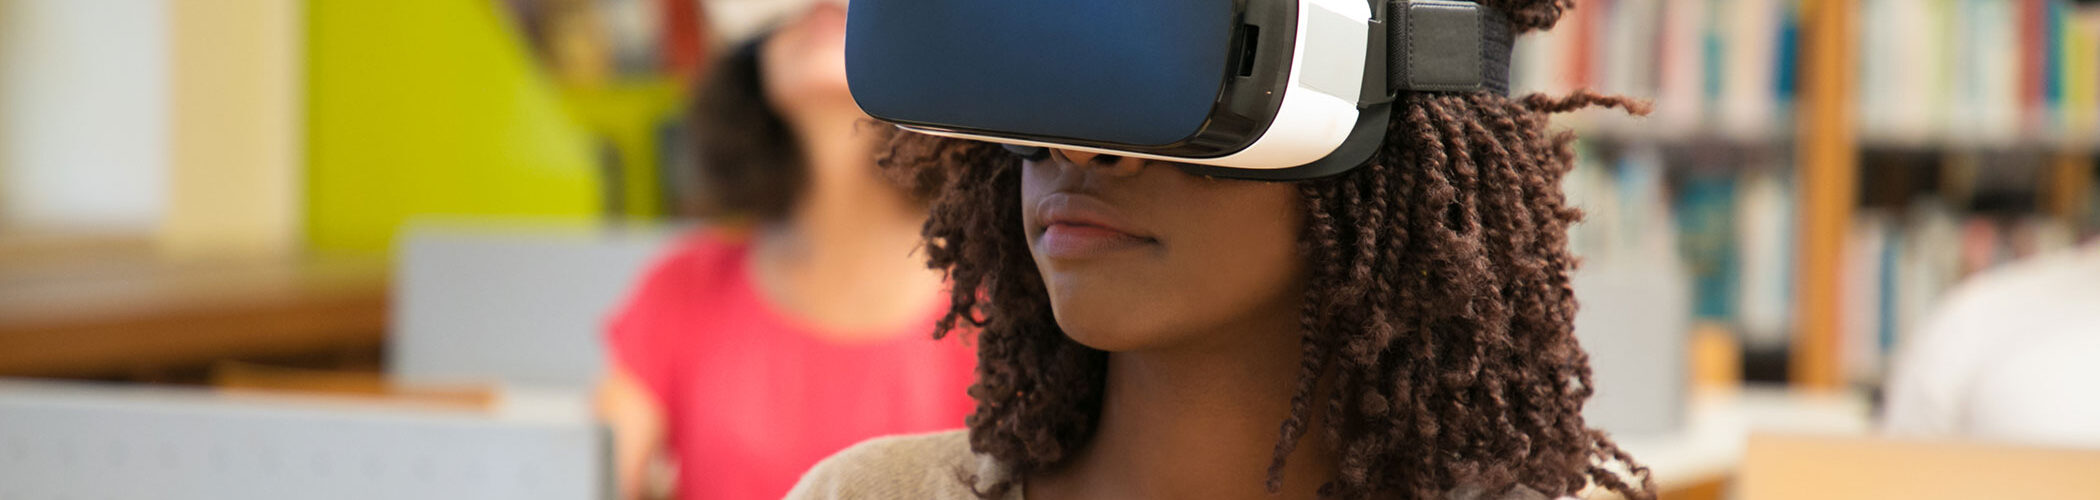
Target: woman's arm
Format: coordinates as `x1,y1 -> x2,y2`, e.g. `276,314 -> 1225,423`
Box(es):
597,360 -> 669,500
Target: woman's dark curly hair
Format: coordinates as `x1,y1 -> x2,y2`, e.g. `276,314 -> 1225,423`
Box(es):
685,38 -> 803,221
682,36 -> 928,221
879,1 -> 1654,498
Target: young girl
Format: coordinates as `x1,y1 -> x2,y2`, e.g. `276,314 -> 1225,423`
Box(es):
596,3 -> 973,499
786,0 -> 1652,499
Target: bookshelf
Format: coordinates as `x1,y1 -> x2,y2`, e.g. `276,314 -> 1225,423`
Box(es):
1520,0 -> 2100,391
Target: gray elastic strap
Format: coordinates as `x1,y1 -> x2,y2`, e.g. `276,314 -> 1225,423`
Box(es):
1389,0 -> 1514,95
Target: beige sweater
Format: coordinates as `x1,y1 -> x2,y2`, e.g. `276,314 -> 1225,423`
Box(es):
785,430 -> 1018,500
787,430 -> 1565,500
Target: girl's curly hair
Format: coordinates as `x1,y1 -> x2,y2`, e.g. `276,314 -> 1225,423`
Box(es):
876,1 -> 1653,497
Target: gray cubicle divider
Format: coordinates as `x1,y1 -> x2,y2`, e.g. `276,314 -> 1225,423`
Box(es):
391,223 -> 680,390
0,380 -> 605,500
1571,257 -> 1692,437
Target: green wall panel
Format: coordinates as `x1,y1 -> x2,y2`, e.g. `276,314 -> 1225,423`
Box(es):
307,0 -> 601,255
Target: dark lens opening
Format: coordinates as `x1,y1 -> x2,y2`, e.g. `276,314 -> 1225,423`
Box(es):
1237,25 -> 1260,77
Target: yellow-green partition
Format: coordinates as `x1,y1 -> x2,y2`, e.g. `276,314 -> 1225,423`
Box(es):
307,0 -> 602,255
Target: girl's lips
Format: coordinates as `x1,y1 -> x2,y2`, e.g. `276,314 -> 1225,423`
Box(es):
1037,223 -> 1152,259
1033,193 -> 1156,259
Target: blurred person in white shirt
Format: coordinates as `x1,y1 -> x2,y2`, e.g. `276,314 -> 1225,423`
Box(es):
1884,241 -> 2100,448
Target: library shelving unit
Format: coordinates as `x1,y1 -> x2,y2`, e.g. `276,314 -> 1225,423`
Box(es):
1529,0 -> 2100,391
1794,0 -> 2098,390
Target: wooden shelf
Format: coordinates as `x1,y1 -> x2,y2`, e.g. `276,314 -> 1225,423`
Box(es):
1791,0 -> 1860,391
0,244 -> 389,379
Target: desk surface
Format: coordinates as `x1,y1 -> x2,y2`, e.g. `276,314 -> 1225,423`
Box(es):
1611,387 -> 1874,497
1742,432 -> 2100,500
0,244 -> 388,378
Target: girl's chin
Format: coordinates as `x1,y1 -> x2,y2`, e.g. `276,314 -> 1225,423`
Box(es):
1050,315 -> 1188,353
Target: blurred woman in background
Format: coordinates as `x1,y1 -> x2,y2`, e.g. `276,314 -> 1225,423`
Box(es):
595,3 -> 973,499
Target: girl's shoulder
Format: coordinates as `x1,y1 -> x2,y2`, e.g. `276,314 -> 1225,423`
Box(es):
661,225 -> 755,269
621,227 -> 754,302
786,430 -> 1017,500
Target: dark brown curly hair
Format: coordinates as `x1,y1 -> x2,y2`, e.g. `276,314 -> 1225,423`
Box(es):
878,1 -> 1654,498
682,36 -> 928,221
685,37 -> 803,221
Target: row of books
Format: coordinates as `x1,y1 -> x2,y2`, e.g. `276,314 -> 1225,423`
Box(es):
1841,205 -> 2085,383
1567,141 -> 2098,385
1512,0 -> 1798,140
1857,0 -> 2098,147
1515,0 -> 2100,149
1564,142 -> 1797,353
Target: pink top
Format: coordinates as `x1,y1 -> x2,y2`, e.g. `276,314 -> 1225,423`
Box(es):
606,230 -> 977,500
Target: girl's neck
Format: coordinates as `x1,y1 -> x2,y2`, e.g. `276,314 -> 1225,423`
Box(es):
1032,314 -> 1335,500
748,115 -> 940,341
788,118 -> 920,249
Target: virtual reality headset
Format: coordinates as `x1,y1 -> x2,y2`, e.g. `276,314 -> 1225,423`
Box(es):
845,0 -> 1514,180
